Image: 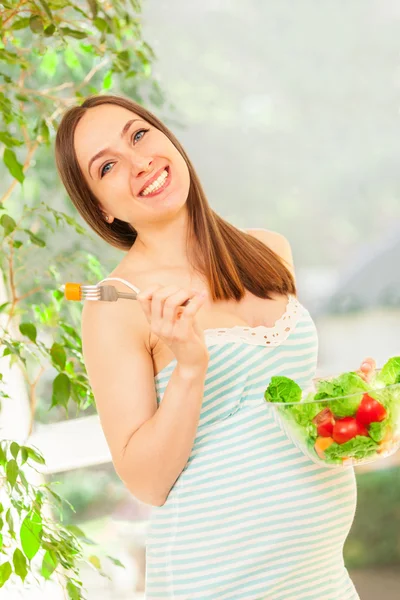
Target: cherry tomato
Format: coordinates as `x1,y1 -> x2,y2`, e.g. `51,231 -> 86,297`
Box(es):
312,407 -> 335,437
332,417 -> 369,444
356,393 -> 387,426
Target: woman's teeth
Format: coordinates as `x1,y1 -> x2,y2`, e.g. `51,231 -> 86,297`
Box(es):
141,169 -> 168,196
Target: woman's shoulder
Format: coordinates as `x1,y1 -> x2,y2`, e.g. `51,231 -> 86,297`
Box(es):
245,228 -> 296,283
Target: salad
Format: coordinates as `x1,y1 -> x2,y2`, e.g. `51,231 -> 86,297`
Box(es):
264,356 -> 400,467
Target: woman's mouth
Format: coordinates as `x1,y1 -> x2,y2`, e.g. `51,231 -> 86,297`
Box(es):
138,166 -> 171,198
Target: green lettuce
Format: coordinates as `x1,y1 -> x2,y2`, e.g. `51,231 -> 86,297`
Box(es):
375,356 -> 400,386
264,366 -> 400,466
324,435 -> 379,461
368,421 -> 388,443
366,387 -> 400,438
313,372 -> 369,418
264,376 -> 302,404
264,377 -> 323,441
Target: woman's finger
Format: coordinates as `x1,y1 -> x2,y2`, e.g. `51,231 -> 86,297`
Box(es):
360,357 -> 376,371
358,357 -> 376,382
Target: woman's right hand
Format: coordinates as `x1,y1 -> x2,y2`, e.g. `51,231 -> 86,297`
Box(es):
136,284 -> 210,371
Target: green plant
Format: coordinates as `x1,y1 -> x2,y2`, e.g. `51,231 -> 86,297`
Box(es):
0,1 -> 165,596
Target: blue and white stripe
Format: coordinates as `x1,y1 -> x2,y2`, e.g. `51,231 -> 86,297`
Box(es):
143,301 -> 359,599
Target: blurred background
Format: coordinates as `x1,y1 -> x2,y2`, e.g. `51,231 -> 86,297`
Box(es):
1,1 -> 400,598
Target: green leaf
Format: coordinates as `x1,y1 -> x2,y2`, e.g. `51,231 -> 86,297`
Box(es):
29,15 -> 44,34
46,485 -> 74,511
40,49 -> 58,78
41,549 -> 58,580
129,0 -> 142,12
13,548 -> 28,583
20,447 -> 28,465
6,509 -> 15,540
10,442 -> 20,460
0,132 -> 23,147
0,49 -> 22,66
47,0 -> 69,7
66,524 -> 96,545
3,149 -> 24,183
368,421 -> 388,443
20,511 -> 42,561
88,555 -> 101,570
106,554 -> 125,568
0,214 -> 17,236
0,72 -> 12,83
113,50 -> 130,72
15,93 -> 29,102
19,322 -> 37,343
23,229 -> 46,247
40,120 -> 50,144
60,27 -> 87,39
324,435 -> 379,461
0,562 -> 12,588
79,43 -> 94,54
264,376 -> 303,404
314,372 -> 369,418
51,373 -> 71,410
0,445 -> 6,467
23,446 -> 46,465
87,0 -> 98,18
38,0 -> 53,21
66,579 -> 82,600
19,470 -> 29,492
64,46 -> 81,70
6,459 -> 18,488
12,17 -> 30,30
93,17 -> 109,32
50,342 -> 66,370
44,23 -> 56,36
53,289 -> 64,302
376,356 -> 400,386
102,70 -> 113,89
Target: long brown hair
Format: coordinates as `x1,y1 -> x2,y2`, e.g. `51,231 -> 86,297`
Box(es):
55,94 -> 296,301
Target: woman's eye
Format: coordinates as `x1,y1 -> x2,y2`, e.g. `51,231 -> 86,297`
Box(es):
99,129 -> 149,178
100,163 -> 113,178
132,128 -> 149,143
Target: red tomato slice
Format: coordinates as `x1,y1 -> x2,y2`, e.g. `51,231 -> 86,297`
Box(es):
312,408 -> 335,437
332,416 -> 369,444
356,393 -> 387,426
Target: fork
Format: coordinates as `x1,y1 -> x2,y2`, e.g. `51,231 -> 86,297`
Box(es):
62,282 -> 191,307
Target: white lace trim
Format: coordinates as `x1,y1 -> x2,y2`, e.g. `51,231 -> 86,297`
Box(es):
98,278 -> 302,348
203,294 -> 302,347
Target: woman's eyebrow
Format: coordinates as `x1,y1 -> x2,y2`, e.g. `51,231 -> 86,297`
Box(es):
88,118 -> 143,178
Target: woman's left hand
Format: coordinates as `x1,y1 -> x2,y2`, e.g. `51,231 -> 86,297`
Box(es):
357,357 -> 376,382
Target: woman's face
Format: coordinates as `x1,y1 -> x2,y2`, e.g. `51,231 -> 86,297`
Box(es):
73,103 -> 191,225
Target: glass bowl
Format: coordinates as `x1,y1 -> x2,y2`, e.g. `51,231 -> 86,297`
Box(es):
264,368 -> 400,469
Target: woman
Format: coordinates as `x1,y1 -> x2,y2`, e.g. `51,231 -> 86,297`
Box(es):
55,94 -> 375,599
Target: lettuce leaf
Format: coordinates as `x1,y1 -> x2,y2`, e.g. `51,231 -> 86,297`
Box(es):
367,387 -> 400,439
324,435 -> 379,461
281,400 -> 322,442
375,356 -> 400,386
264,378 -> 322,441
368,421 -> 388,443
313,372 -> 369,418
264,376 -> 302,404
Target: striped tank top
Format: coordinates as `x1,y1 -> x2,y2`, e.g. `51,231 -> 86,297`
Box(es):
98,277 -> 360,600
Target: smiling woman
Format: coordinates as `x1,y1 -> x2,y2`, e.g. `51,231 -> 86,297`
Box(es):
54,94 -> 296,304
51,94 -> 368,600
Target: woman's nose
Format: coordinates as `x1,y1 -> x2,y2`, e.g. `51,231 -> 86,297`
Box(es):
130,154 -> 153,176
